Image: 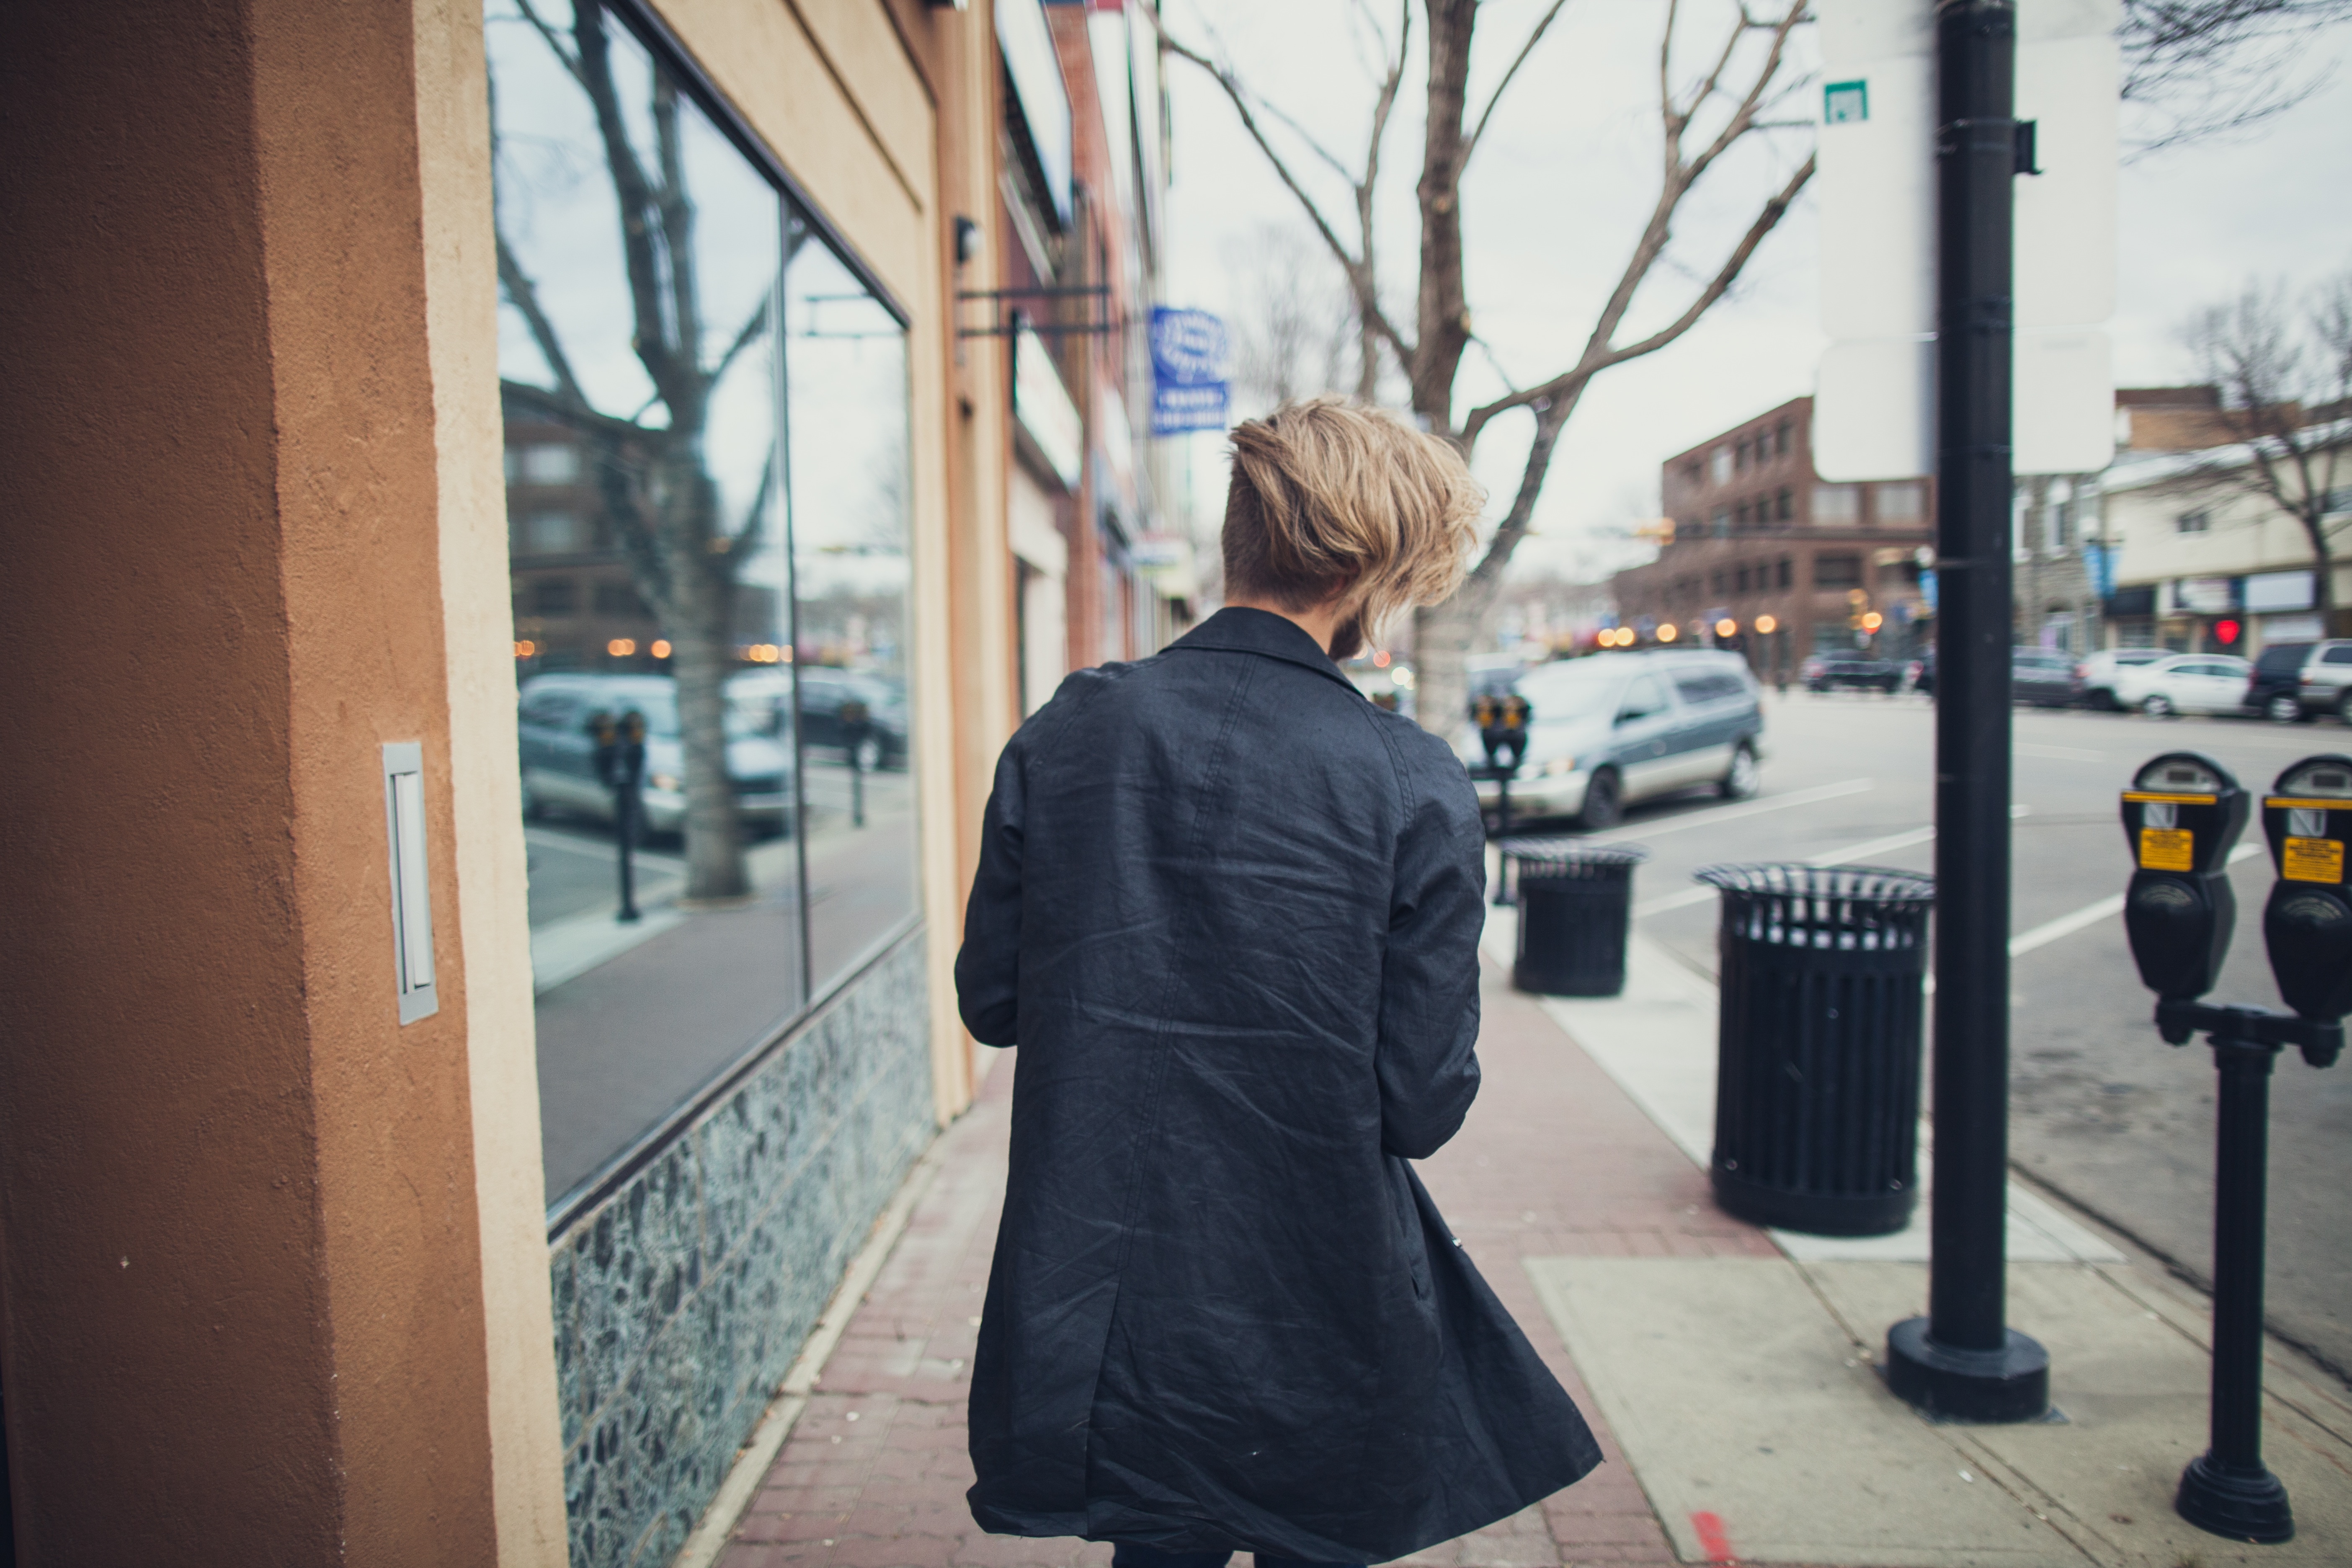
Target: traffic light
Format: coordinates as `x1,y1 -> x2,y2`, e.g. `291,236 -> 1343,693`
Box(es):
2214,618 -> 2242,647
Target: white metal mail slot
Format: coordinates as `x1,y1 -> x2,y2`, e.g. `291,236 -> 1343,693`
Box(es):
382,742 -> 438,1024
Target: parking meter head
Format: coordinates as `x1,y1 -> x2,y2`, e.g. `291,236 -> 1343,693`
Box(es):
2121,753 -> 2247,1001
1470,691 -> 1529,767
2261,755 -> 2352,1024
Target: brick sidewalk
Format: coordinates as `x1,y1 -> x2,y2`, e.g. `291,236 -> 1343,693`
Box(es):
715,955 -> 1776,1568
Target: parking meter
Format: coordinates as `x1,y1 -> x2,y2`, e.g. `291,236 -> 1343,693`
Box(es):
1470,692 -> 1531,770
2120,753 -> 2248,1003
590,708 -> 647,922
2259,755 -> 2352,1045
2116,750 -> 2344,1545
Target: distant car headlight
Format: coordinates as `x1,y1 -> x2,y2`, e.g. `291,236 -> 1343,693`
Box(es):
649,773 -> 681,793
1541,756 -> 1578,777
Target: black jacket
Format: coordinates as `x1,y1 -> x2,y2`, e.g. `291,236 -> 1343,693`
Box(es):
956,608 -> 1600,1562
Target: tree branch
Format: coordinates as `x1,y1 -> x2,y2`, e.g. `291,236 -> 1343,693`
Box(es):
1464,0 -> 1573,166
1462,150 -> 1814,450
496,232 -> 592,410
1150,14 -> 1417,372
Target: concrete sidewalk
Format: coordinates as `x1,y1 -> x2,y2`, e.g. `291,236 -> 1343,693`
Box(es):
689,918 -> 2352,1567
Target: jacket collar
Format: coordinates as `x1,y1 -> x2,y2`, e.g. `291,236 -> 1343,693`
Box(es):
1168,607 -> 1361,693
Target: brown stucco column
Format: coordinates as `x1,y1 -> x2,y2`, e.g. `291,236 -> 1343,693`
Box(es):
0,0 -> 552,1559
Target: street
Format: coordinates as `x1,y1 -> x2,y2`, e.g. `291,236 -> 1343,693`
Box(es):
1558,687 -> 2352,1380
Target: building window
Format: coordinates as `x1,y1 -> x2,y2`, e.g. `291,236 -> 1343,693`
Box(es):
490,0 -> 917,1207
1736,564 -> 1752,592
2053,498 -> 2075,549
1876,482 -> 1925,523
1735,501 -> 1752,529
1777,557 -> 1793,588
1815,554 -> 1863,588
1712,509 -> 1731,536
1776,487 -> 1793,521
2177,508 -> 2211,533
1682,459 -> 1703,489
593,580 -> 646,616
1814,484 -> 1860,525
518,444 -> 580,484
521,510 -> 583,554
1711,446 -> 1734,485
1774,419 -> 1792,458
1736,439 -> 1753,471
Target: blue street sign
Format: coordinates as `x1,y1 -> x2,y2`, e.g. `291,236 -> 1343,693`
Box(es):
1151,307 -> 1230,435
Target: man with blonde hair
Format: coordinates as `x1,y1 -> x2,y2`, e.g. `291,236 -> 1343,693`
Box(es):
957,399 -> 1599,1568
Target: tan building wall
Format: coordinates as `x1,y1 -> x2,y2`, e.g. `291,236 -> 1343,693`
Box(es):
0,0 -> 1019,1557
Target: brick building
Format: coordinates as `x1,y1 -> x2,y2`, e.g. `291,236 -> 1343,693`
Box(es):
1610,396 -> 1935,674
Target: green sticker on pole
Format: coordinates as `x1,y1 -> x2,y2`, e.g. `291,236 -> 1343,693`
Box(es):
1824,79 -> 1868,124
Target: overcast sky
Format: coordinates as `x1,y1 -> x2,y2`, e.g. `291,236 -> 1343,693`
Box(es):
1157,0 -> 2352,585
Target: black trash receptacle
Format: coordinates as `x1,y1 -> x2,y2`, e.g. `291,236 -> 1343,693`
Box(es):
1504,839 -> 1650,997
1696,863 -> 1935,1236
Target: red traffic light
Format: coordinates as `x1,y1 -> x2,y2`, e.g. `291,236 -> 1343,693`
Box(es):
2215,618 -> 2242,646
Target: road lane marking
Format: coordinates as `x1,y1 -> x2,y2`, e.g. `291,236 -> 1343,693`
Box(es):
2006,841 -> 2263,959
1582,777 -> 1874,846
1632,807 -> 2025,917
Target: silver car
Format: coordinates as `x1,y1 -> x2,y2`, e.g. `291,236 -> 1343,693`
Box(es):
1455,650 -> 1766,830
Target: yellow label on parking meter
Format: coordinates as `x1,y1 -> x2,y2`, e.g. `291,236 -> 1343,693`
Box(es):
2283,836 -> 2345,883
2139,827 -> 2195,871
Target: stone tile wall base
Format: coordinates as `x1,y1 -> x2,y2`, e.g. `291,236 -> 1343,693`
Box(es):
551,928 -> 936,1568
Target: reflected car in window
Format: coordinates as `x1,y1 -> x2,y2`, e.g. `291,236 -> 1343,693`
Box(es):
794,666 -> 908,770
517,672 -> 795,836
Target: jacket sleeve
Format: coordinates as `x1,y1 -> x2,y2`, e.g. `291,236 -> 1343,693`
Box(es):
954,738 -> 1027,1046
1375,750 -> 1486,1158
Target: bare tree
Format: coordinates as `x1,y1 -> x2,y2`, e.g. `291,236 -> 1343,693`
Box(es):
1159,1 -> 1815,732
2176,272 -> 2352,628
1227,223 -> 1360,408
2121,0 -> 2352,152
495,0 -> 782,900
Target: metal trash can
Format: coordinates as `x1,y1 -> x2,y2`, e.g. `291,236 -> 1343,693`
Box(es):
1504,839 -> 1650,997
1696,863 -> 1936,1236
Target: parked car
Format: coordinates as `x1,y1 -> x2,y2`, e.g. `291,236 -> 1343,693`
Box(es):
2078,647 -> 2171,710
789,666 -> 909,770
2011,647 -> 2085,707
1454,649 -> 1765,830
2294,640 -> 2352,723
1806,657 -> 1903,693
517,672 -> 796,835
1908,649 -> 1936,698
2110,653 -> 2253,717
2248,641 -> 2319,722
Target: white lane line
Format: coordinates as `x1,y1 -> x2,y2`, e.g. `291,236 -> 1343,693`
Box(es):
2006,841 -> 2263,959
1583,777 -> 1874,846
1632,806 -> 2026,918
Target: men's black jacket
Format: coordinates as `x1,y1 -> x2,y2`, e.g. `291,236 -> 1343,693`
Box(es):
956,607 -> 1600,1562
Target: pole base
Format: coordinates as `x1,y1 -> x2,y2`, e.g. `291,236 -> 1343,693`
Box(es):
1885,1317 -> 2049,1423
2176,1451 -> 2294,1543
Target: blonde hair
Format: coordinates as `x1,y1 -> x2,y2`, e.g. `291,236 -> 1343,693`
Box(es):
1222,398 -> 1484,653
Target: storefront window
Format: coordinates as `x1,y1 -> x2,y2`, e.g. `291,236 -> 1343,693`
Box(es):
489,0 -> 916,1210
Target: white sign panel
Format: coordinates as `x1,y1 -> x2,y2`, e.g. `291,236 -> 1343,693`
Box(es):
1813,0 -> 2119,479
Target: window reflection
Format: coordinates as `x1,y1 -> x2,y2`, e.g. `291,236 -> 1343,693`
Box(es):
488,0 -> 914,1207
783,237 -> 919,990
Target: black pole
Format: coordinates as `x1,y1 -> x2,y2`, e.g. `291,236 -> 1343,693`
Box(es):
614,717 -> 643,924
2176,1031 -> 2295,1541
1885,0 -> 2050,1422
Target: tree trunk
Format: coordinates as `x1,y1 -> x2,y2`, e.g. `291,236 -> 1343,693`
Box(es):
661,455 -> 748,903
1412,578 -> 1498,751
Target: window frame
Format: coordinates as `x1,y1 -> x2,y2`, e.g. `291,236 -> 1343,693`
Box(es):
504,0 -> 926,1236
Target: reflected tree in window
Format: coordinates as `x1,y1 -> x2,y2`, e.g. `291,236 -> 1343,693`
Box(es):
491,0 -> 779,900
